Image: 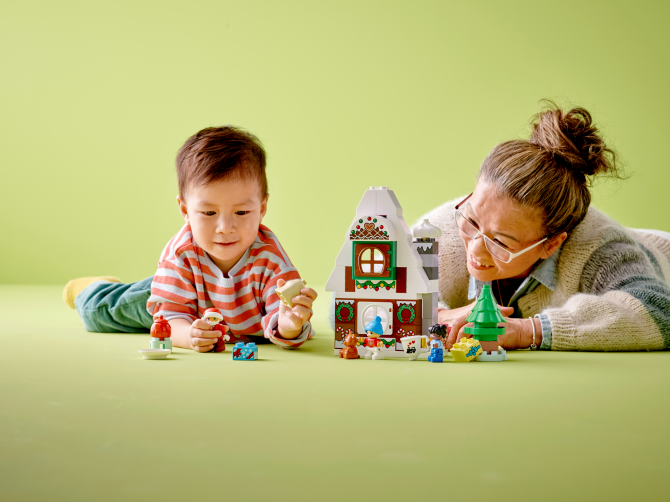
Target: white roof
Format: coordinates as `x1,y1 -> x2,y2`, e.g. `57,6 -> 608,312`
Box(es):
326,186 -> 434,295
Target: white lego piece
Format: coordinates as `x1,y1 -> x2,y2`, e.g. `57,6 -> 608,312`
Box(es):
476,348 -> 507,362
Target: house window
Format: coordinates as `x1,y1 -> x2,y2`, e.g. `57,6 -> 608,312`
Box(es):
354,243 -> 391,278
357,301 -> 394,335
363,304 -> 388,331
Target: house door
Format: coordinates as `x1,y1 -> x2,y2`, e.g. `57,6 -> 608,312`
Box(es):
357,302 -> 394,336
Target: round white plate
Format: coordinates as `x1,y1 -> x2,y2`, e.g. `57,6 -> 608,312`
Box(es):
138,349 -> 171,360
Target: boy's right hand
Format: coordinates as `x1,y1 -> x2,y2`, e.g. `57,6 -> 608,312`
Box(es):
189,318 -> 224,352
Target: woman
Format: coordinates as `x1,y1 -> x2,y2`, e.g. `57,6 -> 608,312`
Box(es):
429,101 -> 670,351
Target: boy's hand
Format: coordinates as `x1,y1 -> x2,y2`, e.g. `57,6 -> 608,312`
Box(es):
276,278 -> 317,339
189,318 -> 228,352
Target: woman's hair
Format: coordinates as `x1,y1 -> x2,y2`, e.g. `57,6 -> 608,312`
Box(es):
478,100 -> 623,238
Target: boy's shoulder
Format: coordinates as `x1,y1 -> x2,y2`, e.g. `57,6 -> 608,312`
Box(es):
159,224 -> 199,263
248,224 -> 294,269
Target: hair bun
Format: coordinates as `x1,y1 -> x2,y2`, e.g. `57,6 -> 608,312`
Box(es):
529,100 -> 617,178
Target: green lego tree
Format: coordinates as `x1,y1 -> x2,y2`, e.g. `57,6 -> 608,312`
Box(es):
464,284 -> 506,342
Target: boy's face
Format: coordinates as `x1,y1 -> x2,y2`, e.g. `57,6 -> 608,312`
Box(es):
178,177 -> 268,275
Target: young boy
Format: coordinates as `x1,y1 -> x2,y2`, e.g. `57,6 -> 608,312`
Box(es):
64,126 -> 317,350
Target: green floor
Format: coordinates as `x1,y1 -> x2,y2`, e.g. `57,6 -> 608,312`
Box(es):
1,285 -> 668,501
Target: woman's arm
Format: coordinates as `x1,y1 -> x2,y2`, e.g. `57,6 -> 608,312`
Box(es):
543,238 -> 670,351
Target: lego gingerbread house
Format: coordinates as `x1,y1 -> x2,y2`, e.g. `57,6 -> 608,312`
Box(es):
326,186 -> 441,357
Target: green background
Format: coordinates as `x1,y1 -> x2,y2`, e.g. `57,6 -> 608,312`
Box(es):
2,0 -> 669,285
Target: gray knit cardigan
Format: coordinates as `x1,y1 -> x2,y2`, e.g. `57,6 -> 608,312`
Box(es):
425,197 -> 670,351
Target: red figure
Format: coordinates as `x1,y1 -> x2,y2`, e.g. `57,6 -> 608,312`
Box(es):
151,315 -> 171,340
203,307 -> 230,352
339,330 -> 360,359
213,323 -> 230,352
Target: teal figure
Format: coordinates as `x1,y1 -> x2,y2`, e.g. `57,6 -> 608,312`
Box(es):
364,316 -> 384,336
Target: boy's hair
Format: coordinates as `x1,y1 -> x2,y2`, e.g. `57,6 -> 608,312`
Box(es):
176,126 -> 268,198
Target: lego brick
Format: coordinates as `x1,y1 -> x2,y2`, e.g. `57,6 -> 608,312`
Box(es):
232,342 -> 258,361
349,215 -> 396,241
352,242 -> 394,279
476,347 -> 507,362
375,187 -> 403,218
427,347 -> 443,363
150,339 -> 172,352
325,267 -> 345,292
355,188 -> 378,215
421,292 -> 438,315
395,326 -> 418,338
396,267 -> 407,293
451,338 -> 482,362
395,299 -> 422,326
344,267 -> 355,292
335,323 -> 354,344
413,241 -> 439,255
404,266 -> 432,294
423,267 -> 439,280
276,279 -> 306,308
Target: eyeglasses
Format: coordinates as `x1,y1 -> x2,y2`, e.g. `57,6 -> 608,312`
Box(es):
454,193 -> 547,263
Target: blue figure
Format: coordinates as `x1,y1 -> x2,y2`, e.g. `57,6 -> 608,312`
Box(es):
428,346 -> 444,363
427,327 -> 444,363
364,316 -> 384,336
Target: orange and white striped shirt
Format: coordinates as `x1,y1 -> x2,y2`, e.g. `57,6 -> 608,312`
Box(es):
146,224 -> 313,349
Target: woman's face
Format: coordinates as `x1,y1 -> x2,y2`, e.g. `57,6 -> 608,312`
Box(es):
459,181 -> 565,282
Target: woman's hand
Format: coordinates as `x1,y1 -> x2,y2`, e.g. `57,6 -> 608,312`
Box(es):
442,310 -> 542,351
276,279 -> 318,339
497,317 -> 542,349
441,304 -> 515,350
189,318 -> 227,352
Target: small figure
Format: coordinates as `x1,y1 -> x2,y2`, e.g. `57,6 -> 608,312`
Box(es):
150,315 -> 172,352
371,340 -> 385,360
232,342 -> 258,361
363,316 -> 384,359
203,307 -> 231,352
339,329 -> 360,359
427,323 -> 447,363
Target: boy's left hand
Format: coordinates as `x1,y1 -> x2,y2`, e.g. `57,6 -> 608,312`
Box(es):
276,278 -> 317,339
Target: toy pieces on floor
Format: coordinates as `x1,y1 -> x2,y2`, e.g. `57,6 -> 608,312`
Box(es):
339,330 -> 360,359
450,337 -> 483,362
464,284 -> 507,361
232,342 -> 258,361
150,315 -> 172,352
276,278 -> 307,308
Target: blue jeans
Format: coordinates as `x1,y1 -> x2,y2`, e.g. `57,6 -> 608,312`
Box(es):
75,277 -> 154,333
